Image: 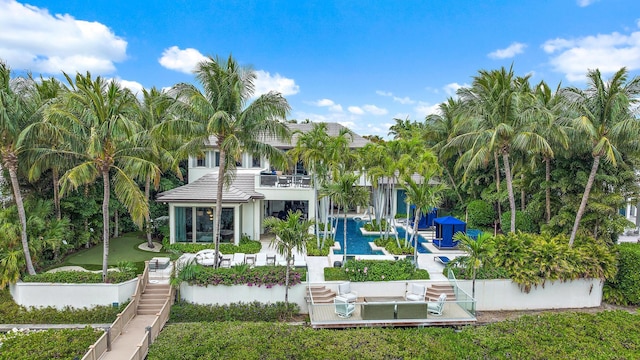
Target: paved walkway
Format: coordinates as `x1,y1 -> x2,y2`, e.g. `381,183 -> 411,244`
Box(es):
99,315 -> 156,360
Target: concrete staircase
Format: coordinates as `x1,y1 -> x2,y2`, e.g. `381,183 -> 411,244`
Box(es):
308,285 -> 336,304
137,283 -> 171,315
426,284 -> 456,301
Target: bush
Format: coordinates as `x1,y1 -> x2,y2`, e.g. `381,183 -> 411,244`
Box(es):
0,289 -> 125,324
170,301 -> 300,322
363,219 -> 388,232
501,210 -> 538,233
164,236 -> 262,254
325,259 -> 429,281
605,243 -> 640,305
0,327 -> 102,360
22,270 -> 136,284
466,200 -> 495,228
177,265 -> 306,287
306,238 -> 333,256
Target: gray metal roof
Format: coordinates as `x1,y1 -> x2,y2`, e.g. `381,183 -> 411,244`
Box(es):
156,173 -> 264,203
205,122 -> 370,149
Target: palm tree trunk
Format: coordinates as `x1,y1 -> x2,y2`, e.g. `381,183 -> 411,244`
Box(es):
545,157 -> 551,223
102,171 -> 110,282
569,155 -> 600,247
6,163 -> 36,275
343,213 -> 348,264
494,153 -> 503,227
214,146 -> 226,269
313,178 -> 320,249
502,152 -> 516,233
84,185 -> 90,248
284,252 -> 291,305
520,173 -> 525,211
145,175 -> 154,248
53,168 -> 61,220
114,208 -> 119,238
444,166 -> 463,204
412,209 -> 420,268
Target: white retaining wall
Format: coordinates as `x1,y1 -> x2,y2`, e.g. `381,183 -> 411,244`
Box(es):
456,278 -> 603,311
180,283 -> 309,313
9,278 -> 138,309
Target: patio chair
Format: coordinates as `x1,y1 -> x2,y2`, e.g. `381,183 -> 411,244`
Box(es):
427,293 -> 447,316
435,256 -> 451,265
219,254 -> 233,268
277,176 -> 290,187
245,254 -> 257,267
337,282 -> 358,303
334,296 -> 355,318
195,249 -> 220,267
266,255 -> 277,266
255,253 -> 267,266
406,283 -> 427,301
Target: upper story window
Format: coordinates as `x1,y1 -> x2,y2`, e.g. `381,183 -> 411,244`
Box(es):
251,155 -> 262,168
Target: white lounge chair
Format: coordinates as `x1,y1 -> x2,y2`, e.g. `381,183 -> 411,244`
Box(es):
427,293 -> 447,316
337,282 -> 358,303
195,249 -> 220,267
334,296 -> 355,318
406,283 -> 426,301
255,253 -> 267,266
232,253 -> 245,266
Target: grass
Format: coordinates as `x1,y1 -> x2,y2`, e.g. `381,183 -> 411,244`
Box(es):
55,232 -> 176,271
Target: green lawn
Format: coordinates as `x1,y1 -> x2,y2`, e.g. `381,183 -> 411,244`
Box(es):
59,232 -> 175,270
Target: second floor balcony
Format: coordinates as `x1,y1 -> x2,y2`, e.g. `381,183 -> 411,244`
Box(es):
257,173 -> 313,188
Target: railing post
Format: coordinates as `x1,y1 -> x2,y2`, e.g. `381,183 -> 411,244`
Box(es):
146,325 -> 152,345
106,328 -> 111,351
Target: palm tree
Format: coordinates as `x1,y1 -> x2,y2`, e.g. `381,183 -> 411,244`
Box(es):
562,68 -> 640,246
453,232 -> 492,299
263,210 -> 314,305
320,173 -> 370,264
451,66 -> 552,233
46,72 -> 157,281
401,156 -> 447,266
0,61 -> 36,275
167,55 -> 291,267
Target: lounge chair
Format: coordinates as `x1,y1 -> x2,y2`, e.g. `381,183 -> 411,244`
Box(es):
435,256 -> 451,265
232,253 -> 245,266
337,282 -> 358,303
427,293 -> 447,316
244,254 -> 257,267
334,296 -> 355,318
195,249 -> 220,267
219,254 -> 233,268
405,283 -> 426,301
255,253 -> 267,266
266,255 -> 276,266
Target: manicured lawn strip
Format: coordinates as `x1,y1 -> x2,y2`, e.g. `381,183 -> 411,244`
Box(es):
0,289 -> 124,324
148,311 -> 640,360
59,232 -> 174,269
0,327 -> 102,360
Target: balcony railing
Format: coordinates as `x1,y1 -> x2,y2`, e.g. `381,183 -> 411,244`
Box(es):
256,174 -> 313,188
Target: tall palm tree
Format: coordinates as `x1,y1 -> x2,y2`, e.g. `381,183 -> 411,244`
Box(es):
562,68 -> 640,246
320,172 -> 370,264
46,72 -> 157,281
0,61 -> 36,275
263,210 -> 314,305
167,55 -> 291,267
451,66 -> 552,233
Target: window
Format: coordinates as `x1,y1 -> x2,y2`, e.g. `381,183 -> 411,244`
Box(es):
196,154 -> 205,167
214,152 -> 220,167
251,155 -> 262,168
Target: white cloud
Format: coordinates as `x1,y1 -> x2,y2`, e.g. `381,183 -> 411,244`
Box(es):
376,90 -> 392,96
488,42 -> 527,59
375,90 -> 415,104
116,78 -> 144,96
158,46 -> 207,74
310,98 -> 342,112
542,30 -> 640,81
415,102 -> 440,117
362,104 -> 388,116
254,70 -> 299,97
348,106 -> 365,115
577,0 -> 599,7
444,82 -> 469,96
0,0 -> 127,75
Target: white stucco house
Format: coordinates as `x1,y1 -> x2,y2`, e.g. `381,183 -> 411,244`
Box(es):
156,122 -> 370,245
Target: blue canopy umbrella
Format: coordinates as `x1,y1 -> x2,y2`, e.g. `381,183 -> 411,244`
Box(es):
433,216 -> 466,249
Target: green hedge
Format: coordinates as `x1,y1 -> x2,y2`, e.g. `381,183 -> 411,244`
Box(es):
164,237 -> 262,254
22,270 -> 136,284
325,259 -> 429,281
0,290 -> 125,324
0,327 -> 102,360
605,243 -> 640,305
178,265 -> 306,287
148,311 -> 640,359
306,238 -> 333,256
170,301 -> 300,322
466,199 -> 495,228
501,210 -> 538,233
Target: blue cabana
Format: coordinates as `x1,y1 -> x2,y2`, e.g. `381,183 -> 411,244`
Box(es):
409,206 -> 438,230
433,216 -> 466,249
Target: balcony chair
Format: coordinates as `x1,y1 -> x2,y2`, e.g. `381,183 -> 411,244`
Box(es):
405,283 -> 427,301
337,282 -> 358,303
334,296 -> 355,318
427,293 -> 447,316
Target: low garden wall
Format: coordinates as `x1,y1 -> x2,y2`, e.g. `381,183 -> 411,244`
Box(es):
9,278 -> 138,309
457,278 -> 603,311
180,283 -> 309,313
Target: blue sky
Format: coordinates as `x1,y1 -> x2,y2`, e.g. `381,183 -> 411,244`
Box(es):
2,0 -> 640,138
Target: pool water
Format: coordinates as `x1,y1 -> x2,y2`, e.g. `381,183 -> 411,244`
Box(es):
331,218 -> 431,255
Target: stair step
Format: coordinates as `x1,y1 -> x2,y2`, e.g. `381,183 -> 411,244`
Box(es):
308,286 -> 337,304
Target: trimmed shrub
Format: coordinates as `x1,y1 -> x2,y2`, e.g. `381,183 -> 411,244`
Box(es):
0,327 -> 102,360
22,270 -> 136,284
164,237 -> 261,254
170,301 -> 299,322
363,219 -> 388,232
325,259 -> 429,281
466,200 -> 495,228
605,243 -> 640,305
306,238 -> 333,256
177,265 -> 306,287
501,210 -> 538,233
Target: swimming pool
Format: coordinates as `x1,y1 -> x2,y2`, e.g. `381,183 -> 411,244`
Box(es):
331,218 -> 431,256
